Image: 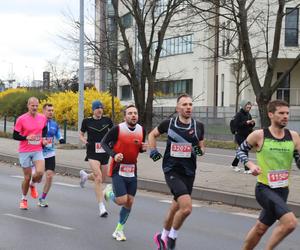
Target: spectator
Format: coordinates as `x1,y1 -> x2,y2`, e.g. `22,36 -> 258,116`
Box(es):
231,100 -> 255,173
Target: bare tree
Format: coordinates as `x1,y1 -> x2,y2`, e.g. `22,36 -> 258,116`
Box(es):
189,0 -> 300,127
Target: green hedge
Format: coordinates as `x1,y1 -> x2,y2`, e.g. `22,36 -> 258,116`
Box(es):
0,90 -> 47,117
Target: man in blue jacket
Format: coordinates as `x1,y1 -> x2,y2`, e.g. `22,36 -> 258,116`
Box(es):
38,103 -> 65,207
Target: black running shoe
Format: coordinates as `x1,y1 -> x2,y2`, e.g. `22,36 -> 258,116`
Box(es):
154,233 -> 167,250
167,237 -> 176,250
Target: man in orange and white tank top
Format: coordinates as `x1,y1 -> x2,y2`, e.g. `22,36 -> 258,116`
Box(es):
101,105 -> 146,242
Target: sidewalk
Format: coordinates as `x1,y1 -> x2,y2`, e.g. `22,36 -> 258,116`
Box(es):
0,137 -> 300,216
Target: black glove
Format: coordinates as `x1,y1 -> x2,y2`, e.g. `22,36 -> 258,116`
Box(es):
59,138 -> 66,144
293,150 -> 300,169
193,145 -> 203,156
150,149 -> 162,162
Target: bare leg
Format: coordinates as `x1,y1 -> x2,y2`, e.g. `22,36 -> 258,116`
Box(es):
242,220 -> 269,250
31,159 -> 45,183
22,167 -> 32,195
264,212 -> 297,250
171,194 -> 192,230
42,170 -> 55,194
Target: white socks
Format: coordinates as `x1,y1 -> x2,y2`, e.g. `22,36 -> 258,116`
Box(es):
168,227 -> 178,239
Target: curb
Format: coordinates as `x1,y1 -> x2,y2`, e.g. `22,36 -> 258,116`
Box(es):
1,152 -> 300,216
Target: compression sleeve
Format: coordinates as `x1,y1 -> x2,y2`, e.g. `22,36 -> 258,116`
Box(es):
13,130 -> 27,141
42,126 -> 47,137
236,140 -> 253,165
293,150 -> 300,169
101,126 -> 119,157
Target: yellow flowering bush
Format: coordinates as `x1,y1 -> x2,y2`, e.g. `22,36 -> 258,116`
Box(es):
0,88 -> 26,99
39,88 -> 123,126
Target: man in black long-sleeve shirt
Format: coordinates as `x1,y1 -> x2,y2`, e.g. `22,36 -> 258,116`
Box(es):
231,100 -> 255,173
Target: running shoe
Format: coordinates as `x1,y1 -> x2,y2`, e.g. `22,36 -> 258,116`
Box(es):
112,230 -> 126,241
30,185 -> 38,199
103,184 -> 112,202
167,237 -> 176,250
231,165 -> 241,172
20,199 -> 28,210
38,198 -> 48,207
79,170 -> 88,188
99,207 -> 108,218
154,232 -> 167,250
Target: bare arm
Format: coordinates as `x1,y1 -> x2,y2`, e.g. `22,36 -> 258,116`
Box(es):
79,131 -> 88,145
148,127 -> 161,150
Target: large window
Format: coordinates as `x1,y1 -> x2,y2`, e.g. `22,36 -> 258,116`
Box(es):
276,72 -> 290,104
285,7 -> 299,46
154,79 -> 193,98
152,34 -> 193,58
120,85 -> 132,100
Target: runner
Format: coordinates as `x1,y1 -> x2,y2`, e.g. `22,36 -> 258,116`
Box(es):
13,97 -> 47,210
38,103 -> 65,207
101,104 -> 146,241
236,100 -> 299,250
79,100 -> 113,217
148,94 -> 205,250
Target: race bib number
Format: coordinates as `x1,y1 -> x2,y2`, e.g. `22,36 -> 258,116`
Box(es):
95,143 -> 105,153
170,142 -> 192,158
119,164 -> 135,178
267,170 -> 289,188
28,135 -> 41,145
45,137 -> 53,148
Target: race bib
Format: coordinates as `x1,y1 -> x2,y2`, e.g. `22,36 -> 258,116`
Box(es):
170,142 -> 192,158
119,164 -> 135,178
95,143 -> 105,153
28,135 -> 41,145
45,137 -> 53,148
267,170 -> 289,188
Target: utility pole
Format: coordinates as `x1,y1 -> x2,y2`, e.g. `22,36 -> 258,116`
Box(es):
78,0 -> 85,145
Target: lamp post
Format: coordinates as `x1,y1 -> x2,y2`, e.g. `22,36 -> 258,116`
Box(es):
78,0 -> 85,146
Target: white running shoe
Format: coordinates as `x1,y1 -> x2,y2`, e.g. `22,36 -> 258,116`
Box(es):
112,230 -> 126,241
99,207 -> 108,218
231,165 -> 241,172
244,170 -> 252,174
103,184 -> 112,202
79,170 -> 88,188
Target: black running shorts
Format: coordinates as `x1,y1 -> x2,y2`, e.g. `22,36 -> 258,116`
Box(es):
164,170 -> 195,200
85,152 -> 110,165
45,156 -> 56,171
255,182 -> 290,226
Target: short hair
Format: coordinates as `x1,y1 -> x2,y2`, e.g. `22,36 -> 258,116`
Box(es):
123,104 -> 137,115
267,100 -> 289,113
177,93 -> 191,103
43,103 -> 53,109
27,96 -> 39,105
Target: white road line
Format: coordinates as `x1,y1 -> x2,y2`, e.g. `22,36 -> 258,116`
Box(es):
53,182 -> 79,188
10,176 -> 79,188
159,200 -> 203,208
3,213 -> 74,230
232,212 -> 258,219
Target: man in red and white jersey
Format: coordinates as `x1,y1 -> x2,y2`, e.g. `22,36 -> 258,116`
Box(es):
13,97 -> 47,210
101,105 -> 147,242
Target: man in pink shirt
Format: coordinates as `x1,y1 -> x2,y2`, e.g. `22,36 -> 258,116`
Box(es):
13,97 -> 47,210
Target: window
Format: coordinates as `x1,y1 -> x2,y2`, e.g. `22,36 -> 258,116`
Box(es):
121,13 -> 132,29
276,72 -> 290,104
152,34 -> 193,58
120,85 -> 132,100
285,7 -> 299,46
154,79 -> 193,98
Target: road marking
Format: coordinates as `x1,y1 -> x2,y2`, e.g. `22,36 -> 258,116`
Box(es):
232,212 -> 258,219
10,176 -> 79,188
3,213 -> 74,230
53,182 -> 79,188
158,200 -> 203,208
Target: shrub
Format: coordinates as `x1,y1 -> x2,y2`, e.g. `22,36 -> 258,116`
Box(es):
0,89 -> 47,117
39,88 -> 123,126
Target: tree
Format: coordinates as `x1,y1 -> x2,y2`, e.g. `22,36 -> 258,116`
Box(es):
92,0 -> 187,131
189,0 -> 300,127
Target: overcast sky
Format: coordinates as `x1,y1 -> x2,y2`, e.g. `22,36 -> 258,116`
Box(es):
0,0 -> 94,85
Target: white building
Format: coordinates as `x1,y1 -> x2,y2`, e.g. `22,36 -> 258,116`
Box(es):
95,0 -> 300,108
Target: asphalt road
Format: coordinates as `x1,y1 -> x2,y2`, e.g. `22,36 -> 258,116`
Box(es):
0,162 -> 300,250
